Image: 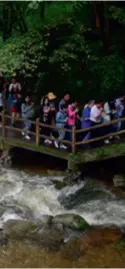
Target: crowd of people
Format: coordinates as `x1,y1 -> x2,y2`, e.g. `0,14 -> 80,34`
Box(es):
0,76 -> 124,150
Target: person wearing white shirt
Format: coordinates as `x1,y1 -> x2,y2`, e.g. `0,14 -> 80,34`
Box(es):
90,103 -> 102,123
103,101 -> 111,122
115,96 -> 124,134
9,77 -> 21,93
8,77 -> 21,112
90,101 -> 110,145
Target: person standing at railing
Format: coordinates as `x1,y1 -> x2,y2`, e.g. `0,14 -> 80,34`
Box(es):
90,101 -> 110,146
58,92 -> 70,111
103,100 -> 113,123
40,95 -> 52,145
10,93 -> 18,126
115,96 -> 124,138
8,77 -> 21,113
81,100 -> 95,141
67,101 -> 80,141
15,93 -> 22,121
21,96 -> 34,140
55,103 -> 68,149
110,102 -> 120,137
47,92 -> 56,125
47,92 -> 60,140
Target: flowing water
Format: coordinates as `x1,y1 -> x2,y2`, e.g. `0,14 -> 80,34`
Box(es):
0,166 -> 125,228
0,153 -> 125,267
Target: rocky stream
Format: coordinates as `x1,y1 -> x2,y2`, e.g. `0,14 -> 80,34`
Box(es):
0,149 -> 125,267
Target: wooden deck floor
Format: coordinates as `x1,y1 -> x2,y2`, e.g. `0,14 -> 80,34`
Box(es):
1,119 -> 125,168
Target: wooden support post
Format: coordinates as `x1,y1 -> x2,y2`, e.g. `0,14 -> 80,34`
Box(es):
72,126 -> 76,153
36,118 -> 40,146
2,111 -> 6,137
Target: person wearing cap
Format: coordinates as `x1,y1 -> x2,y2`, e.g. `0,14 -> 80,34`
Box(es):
47,92 -> 56,126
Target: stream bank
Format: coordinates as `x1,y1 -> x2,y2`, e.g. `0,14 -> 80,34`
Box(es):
0,226 -> 125,268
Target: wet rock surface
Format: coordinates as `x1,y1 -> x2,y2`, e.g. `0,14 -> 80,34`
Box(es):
3,220 -> 38,238
113,174 -> 125,187
36,227 -> 64,250
0,226 -> 124,267
1,214 -> 90,250
52,213 -> 89,231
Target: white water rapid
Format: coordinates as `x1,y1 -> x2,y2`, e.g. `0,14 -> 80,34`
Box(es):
0,167 -> 125,228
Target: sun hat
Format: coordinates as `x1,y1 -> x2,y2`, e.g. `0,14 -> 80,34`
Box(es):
47,92 -> 56,100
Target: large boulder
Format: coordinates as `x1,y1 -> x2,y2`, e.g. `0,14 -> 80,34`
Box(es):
64,172 -> 82,183
53,180 -> 68,190
3,219 -> 38,239
52,213 -> 89,231
113,174 -> 125,187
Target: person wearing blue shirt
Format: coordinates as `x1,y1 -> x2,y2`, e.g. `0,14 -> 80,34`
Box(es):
55,103 -> 68,149
81,100 -> 94,140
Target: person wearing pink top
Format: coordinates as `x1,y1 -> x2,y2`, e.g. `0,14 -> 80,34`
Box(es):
67,101 -> 79,140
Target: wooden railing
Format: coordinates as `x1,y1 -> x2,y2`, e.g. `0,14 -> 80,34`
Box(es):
1,112 -> 125,153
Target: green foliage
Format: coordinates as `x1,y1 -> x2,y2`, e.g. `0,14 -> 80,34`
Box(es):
0,30 -> 46,76
110,6 -> 125,25
0,1 -> 125,102
88,53 -> 125,99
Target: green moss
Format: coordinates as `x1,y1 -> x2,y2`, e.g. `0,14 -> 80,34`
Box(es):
74,216 -> 89,231
53,180 -> 68,190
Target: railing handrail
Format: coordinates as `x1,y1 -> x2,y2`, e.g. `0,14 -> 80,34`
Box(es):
4,113 -> 125,134
2,112 -> 73,150
2,111 -> 125,154
76,116 -> 125,134
76,129 -> 125,146
4,114 -> 72,133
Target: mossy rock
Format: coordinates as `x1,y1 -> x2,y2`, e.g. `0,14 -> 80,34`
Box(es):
52,213 -> 89,231
76,216 -> 89,231
53,180 -> 68,190
113,174 -> 125,187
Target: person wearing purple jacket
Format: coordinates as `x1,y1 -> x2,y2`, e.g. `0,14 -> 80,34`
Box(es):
81,100 -> 95,140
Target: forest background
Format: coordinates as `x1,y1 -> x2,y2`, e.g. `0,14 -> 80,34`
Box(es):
0,1 -> 125,104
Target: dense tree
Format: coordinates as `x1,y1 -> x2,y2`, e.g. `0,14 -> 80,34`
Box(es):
0,1 -> 125,103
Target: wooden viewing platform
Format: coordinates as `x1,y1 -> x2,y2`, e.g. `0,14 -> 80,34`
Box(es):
1,112 -> 125,170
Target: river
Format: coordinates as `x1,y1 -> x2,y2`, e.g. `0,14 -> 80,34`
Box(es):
0,151 -> 125,267
0,166 -> 125,228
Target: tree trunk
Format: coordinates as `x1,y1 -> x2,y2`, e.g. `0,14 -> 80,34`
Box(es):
2,2 -> 13,41
92,2 -> 100,28
39,2 -> 46,20
103,1 -> 110,49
